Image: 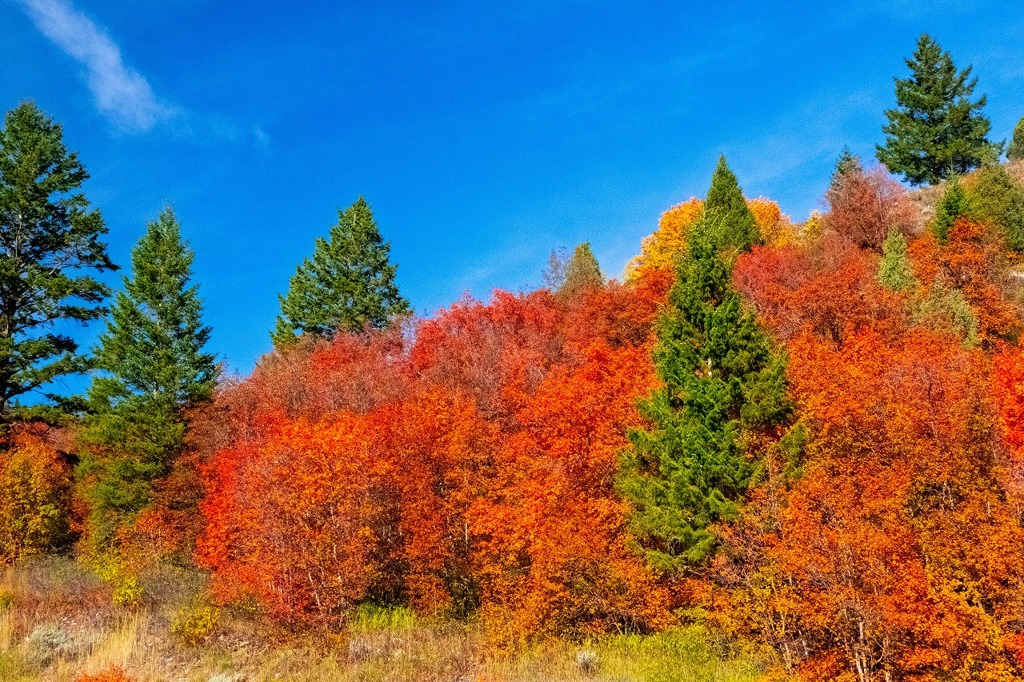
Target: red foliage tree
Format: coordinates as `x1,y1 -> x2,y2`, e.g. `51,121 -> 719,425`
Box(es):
824,163 -> 919,250
196,276 -> 672,637
734,235 -> 905,345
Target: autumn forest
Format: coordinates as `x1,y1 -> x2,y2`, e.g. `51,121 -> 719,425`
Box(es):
3,32 -> 1024,682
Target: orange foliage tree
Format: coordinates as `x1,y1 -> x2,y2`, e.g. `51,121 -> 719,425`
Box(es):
626,198 -> 704,279
731,220 -> 1024,679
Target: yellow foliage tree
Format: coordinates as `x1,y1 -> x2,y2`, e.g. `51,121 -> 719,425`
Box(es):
627,196 -> 793,281
0,431 -> 72,564
748,197 -> 795,246
626,198 -> 704,281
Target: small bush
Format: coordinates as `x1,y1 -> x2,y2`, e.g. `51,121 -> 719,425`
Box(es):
92,555 -> 144,607
171,605 -> 219,646
0,591 -> 12,611
576,648 -> 599,675
24,624 -> 77,664
111,576 -> 143,607
75,666 -> 133,682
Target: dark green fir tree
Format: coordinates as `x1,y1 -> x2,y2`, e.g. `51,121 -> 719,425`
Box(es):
559,242 -> 604,296
0,102 -> 116,421
832,146 -> 862,184
272,197 -> 410,345
80,207 -> 216,545
618,158 -> 789,571
704,155 -> 761,250
877,34 -> 999,185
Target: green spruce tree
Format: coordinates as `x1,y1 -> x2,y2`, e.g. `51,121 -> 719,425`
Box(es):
878,230 -> 917,291
618,159 -> 789,571
558,242 -> 604,296
81,207 -> 216,546
1008,116 -> 1024,162
832,146 -> 862,184
273,197 -> 409,345
933,175 -> 972,244
705,155 -> 761,250
877,34 -> 999,185
0,102 -> 116,420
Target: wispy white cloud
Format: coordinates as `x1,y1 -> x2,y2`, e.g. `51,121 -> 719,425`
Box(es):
16,0 -> 179,132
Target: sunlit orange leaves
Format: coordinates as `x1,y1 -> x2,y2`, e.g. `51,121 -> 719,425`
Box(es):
626,197 -> 793,281
473,340 -> 670,643
731,222 -> 1024,679
994,344 -> 1024,461
196,278 -> 671,637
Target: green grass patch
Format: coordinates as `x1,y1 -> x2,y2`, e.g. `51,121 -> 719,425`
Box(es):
349,604 -> 418,632
592,625 -> 768,682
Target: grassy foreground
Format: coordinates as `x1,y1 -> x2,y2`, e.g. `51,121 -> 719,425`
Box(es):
0,558 -> 771,682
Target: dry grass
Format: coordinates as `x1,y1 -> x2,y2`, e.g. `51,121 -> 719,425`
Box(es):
0,558 -> 773,682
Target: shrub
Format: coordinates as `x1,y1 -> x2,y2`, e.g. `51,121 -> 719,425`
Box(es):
576,648 -> 599,675
349,603 -> 417,632
24,624 -> 77,664
75,667 -> 133,682
111,576 -> 143,607
171,604 -> 219,646
93,556 -> 144,607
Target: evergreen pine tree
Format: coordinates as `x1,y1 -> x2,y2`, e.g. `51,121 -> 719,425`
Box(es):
878,230 -> 918,291
832,146 -> 861,184
273,197 -> 409,345
558,242 -> 604,296
877,34 -> 999,185
0,102 -> 116,420
705,156 -> 761,250
618,163 -> 789,571
81,207 -> 216,545
933,175 -> 972,244
1008,116 -> 1024,162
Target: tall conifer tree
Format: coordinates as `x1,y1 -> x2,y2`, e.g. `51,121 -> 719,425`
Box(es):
704,156 -> 761,250
877,34 -> 999,185
0,102 -> 115,420
619,158 -> 788,570
272,197 -> 409,345
81,207 -> 216,543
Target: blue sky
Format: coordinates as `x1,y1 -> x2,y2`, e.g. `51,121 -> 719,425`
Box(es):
2,0 -> 1024,378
